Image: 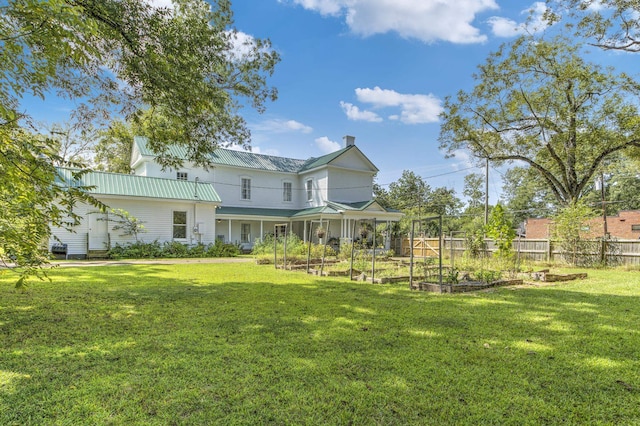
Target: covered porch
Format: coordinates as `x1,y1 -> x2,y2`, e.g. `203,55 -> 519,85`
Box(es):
214,201 -> 402,252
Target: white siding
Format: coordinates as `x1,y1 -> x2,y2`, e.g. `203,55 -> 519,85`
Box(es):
211,166 -> 302,209
331,149 -> 375,172
327,167 -> 374,203
299,169 -> 328,208
49,197 -> 218,257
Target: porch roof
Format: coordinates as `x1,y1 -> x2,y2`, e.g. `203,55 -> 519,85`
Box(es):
216,200 -> 401,219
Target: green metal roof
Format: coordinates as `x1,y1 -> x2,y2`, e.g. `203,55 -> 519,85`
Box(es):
216,200 -> 399,219
56,168 -> 221,203
216,206 -> 299,217
134,136 -> 358,173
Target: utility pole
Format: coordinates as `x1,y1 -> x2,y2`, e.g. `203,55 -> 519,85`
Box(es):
600,170 -> 608,265
601,170 -> 608,237
484,158 -> 489,226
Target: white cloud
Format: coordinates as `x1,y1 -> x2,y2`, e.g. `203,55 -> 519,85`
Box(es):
349,87 -> 442,124
255,119 -> 313,133
449,149 -> 476,170
315,136 -> 341,153
340,101 -> 383,122
488,2 -> 550,37
145,0 -> 174,8
584,0 -> 606,11
283,0 -> 499,44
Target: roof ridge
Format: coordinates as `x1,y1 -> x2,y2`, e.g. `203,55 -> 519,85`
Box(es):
135,136 -> 354,173
56,167 -> 212,186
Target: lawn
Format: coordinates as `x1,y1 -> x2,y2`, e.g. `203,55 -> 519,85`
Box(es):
1,263 -> 639,425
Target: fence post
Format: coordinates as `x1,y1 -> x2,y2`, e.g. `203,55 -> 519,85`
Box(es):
547,239 -> 552,262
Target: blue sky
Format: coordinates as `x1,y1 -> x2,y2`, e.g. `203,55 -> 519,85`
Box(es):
227,0 -> 553,201
27,0 -> 633,204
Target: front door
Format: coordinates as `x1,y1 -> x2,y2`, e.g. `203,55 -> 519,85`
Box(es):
88,212 -> 109,250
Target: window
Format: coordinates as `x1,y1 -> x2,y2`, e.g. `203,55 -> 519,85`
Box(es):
176,172 -> 188,181
306,179 -> 313,201
275,224 -> 287,238
173,211 -> 187,239
241,223 -> 251,243
632,224 -> 640,232
283,182 -> 292,202
241,178 -> 251,200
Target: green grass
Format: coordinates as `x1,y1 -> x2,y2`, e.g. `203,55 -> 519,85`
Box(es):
1,264 -> 639,425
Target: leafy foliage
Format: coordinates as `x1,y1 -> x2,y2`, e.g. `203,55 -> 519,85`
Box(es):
107,239 -> 239,259
252,233 -> 336,264
100,208 -> 146,242
485,204 -> 516,260
0,129 -> 103,286
440,35 -> 640,206
551,201 -> 598,266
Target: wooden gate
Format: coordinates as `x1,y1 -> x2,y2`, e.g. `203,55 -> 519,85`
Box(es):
401,237 -> 440,257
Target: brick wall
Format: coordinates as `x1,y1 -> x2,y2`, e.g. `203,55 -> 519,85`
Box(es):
525,210 -> 640,239
524,218 -> 553,239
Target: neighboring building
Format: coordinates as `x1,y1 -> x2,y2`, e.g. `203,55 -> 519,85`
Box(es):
524,210 -> 640,240
51,135 -> 402,258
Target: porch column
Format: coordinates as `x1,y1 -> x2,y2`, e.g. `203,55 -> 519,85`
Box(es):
260,220 -> 264,242
228,220 -> 232,243
303,220 -> 308,242
212,210 -> 217,239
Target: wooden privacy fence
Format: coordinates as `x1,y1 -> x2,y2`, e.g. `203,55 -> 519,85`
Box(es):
397,237 -> 640,265
400,237 -> 441,257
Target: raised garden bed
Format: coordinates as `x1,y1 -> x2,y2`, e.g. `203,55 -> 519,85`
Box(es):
412,279 -> 524,293
530,270 -> 588,282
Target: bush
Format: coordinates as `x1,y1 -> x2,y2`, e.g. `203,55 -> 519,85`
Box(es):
252,233 -> 336,264
107,240 -> 239,259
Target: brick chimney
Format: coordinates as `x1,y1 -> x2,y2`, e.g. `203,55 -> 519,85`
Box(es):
343,135 -> 355,147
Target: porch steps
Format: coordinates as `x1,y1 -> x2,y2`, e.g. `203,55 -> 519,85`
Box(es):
87,250 -> 109,259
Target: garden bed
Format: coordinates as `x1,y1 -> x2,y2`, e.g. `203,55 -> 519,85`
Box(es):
530,270 -> 588,282
412,279 -> 524,293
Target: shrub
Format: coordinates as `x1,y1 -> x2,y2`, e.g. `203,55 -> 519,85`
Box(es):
107,240 -> 239,259
252,233 -> 335,264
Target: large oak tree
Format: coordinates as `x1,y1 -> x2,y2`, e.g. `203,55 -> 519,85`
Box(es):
439,35 -> 640,207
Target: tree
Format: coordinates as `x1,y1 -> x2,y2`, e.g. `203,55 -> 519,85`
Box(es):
440,35 -> 640,207
580,154 -> 640,215
100,209 -> 146,242
0,129 -> 102,287
485,204 -> 516,260
387,170 -> 430,215
45,122 -> 96,166
1,0 -> 279,283
2,0 -> 279,166
551,201 -> 599,266
501,166 -> 556,224
463,173 -> 485,209
94,120 -> 137,173
546,0 -> 640,52
372,180 -> 392,209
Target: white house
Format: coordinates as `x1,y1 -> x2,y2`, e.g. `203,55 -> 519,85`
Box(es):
51,135 -> 402,258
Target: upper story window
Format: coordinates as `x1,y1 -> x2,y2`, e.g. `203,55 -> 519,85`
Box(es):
173,211 -> 187,239
283,182 -> 292,202
632,224 -> 640,232
306,179 -> 313,202
176,172 -> 188,181
241,178 -> 251,200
